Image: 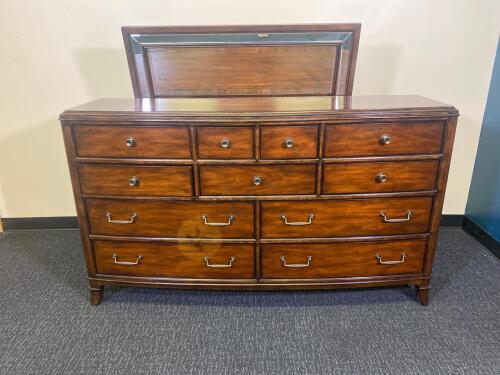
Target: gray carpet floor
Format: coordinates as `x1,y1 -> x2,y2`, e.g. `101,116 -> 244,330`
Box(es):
0,228 -> 498,375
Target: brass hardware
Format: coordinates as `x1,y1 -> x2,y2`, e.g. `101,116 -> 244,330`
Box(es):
375,172 -> 387,183
379,210 -> 413,223
379,134 -> 391,145
201,215 -> 235,226
125,137 -> 137,147
203,256 -> 236,268
106,212 -> 137,224
257,33 -> 269,38
112,253 -> 143,266
281,214 -> 315,226
283,138 -> 294,148
128,176 -> 140,187
375,253 -> 407,265
280,256 -> 313,268
253,176 -> 263,186
220,138 -> 231,149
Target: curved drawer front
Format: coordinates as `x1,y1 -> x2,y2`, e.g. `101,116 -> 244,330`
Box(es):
260,125 -> 319,159
94,240 -> 255,279
261,197 -> 432,238
75,126 -> 191,158
200,164 -> 316,196
261,239 -> 426,279
87,199 -> 254,238
323,160 -> 439,194
197,127 -> 254,159
79,165 -> 193,196
325,121 -> 444,157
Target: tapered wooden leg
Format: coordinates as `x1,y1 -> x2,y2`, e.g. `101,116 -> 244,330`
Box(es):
415,285 -> 430,306
90,286 -> 104,306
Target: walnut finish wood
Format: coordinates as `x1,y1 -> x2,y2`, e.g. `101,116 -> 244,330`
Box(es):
261,197 -> 433,238
87,198 -> 254,238
199,164 -> 317,196
260,125 -> 319,159
79,165 -> 193,197
323,160 -> 439,194
261,239 -> 426,279
94,240 -> 255,279
197,127 -> 254,159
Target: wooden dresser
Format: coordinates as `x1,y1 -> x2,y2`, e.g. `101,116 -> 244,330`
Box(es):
60,25 -> 458,305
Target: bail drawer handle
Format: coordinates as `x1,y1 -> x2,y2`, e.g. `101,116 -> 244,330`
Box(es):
106,212 -> 137,224
375,253 -> 407,265
203,256 -> 236,268
281,214 -> 315,226
379,210 -> 413,223
280,256 -> 313,268
201,215 -> 235,226
112,253 -> 143,266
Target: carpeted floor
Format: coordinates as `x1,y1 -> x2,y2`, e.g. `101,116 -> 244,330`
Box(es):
0,228 -> 498,375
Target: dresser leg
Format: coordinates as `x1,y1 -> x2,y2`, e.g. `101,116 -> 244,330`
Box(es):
415,285 -> 430,306
89,286 -> 104,306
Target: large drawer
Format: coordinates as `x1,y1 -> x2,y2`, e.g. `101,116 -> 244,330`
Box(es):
197,127 -> 254,159
87,199 -> 254,238
260,125 -> 319,159
261,239 -> 426,279
199,164 -> 316,195
79,165 -> 193,196
324,121 -> 444,157
75,126 -> 191,158
323,160 -> 439,194
261,196 -> 432,238
94,240 -> 255,279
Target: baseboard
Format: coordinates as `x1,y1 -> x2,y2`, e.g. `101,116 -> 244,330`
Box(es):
439,214 -> 464,227
463,216 -> 500,259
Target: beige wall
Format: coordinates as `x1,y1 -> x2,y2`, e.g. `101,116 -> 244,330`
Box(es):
0,0 -> 499,217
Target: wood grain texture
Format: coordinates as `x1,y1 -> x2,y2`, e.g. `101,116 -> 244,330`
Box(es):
323,160 -> 439,194
261,239 -> 426,279
79,165 -> 193,196
197,127 -> 254,159
260,125 -> 319,159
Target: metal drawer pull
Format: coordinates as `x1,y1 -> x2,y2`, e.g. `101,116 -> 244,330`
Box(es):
379,134 -> 391,145
128,176 -> 140,187
280,255 -> 313,268
219,138 -> 231,149
125,137 -> 137,147
379,210 -> 413,223
253,176 -> 263,186
283,138 -> 294,148
201,215 -> 235,226
112,253 -> 143,266
375,172 -> 388,183
375,253 -> 407,265
281,214 -> 315,226
106,212 -> 137,224
203,256 -> 236,268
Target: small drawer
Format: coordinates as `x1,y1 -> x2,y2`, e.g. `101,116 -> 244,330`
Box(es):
75,126 -> 191,159
324,121 -> 444,157
260,125 -> 318,159
79,165 -> 193,197
323,160 -> 439,194
197,127 -> 254,159
199,164 -> 316,196
87,198 -> 254,238
94,240 -> 255,279
261,239 -> 426,279
261,196 -> 433,238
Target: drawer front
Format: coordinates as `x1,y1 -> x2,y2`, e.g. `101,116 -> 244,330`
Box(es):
261,197 -> 432,238
87,199 -> 254,238
261,239 -> 426,279
79,165 -> 193,196
94,240 -> 255,279
200,164 -> 316,196
324,122 -> 444,157
197,127 -> 254,159
260,126 -> 319,159
323,160 -> 438,194
75,126 -> 191,158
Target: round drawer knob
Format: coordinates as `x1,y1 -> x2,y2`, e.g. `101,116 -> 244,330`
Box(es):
379,134 -> 391,145
253,176 -> 263,186
283,138 -> 294,148
220,138 -> 231,149
375,172 -> 388,183
125,137 -> 137,147
128,176 -> 140,187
